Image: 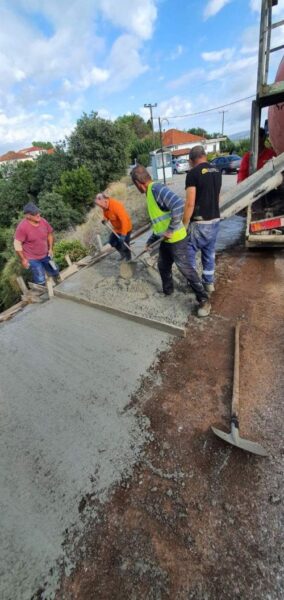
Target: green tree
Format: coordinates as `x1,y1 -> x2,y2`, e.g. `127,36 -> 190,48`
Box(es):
188,127 -> 208,137
38,191 -> 82,231
130,133 -> 160,166
68,111 -> 129,189
56,165 -> 95,214
0,161 -> 36,227
31,149 -> 74,196
32,141 -> 54,149
116,114 -> 151,139
220,138 -> 236,153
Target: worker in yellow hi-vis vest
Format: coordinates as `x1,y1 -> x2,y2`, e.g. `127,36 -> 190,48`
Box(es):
131,165 -> 210,318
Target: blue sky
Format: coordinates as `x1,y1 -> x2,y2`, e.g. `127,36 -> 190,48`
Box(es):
0,0 -> 284,153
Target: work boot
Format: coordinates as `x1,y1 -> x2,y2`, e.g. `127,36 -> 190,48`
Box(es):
197,300 -> 211,318
204,282 -> 215,295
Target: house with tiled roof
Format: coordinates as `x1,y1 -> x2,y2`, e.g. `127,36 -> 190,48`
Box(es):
162,128 -> 226,158
0,151 -> 33,166
0,145 -> 54,168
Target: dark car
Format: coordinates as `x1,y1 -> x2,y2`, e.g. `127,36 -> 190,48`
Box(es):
210,155 -> 241,174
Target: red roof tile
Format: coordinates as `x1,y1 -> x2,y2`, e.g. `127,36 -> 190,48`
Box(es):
0,151 -> 29,162
162,129 -> 205,146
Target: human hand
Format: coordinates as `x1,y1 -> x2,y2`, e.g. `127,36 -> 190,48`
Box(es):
21,258 -> 29,269
48,249 -> 53,258
163,230 -> 173,239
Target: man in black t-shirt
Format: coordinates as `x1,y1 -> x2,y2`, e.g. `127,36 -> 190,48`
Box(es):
183,145 -> 221,297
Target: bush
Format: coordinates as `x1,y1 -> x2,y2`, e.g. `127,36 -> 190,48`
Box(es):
53,239 -> 88,269
38,191 -> 82,231
0,256 -> 27,310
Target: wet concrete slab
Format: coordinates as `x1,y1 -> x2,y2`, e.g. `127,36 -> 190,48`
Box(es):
0,298 -> 170,599
55,249 -> 195,332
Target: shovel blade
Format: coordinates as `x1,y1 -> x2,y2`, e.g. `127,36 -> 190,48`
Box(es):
211,426 -> 268,456
119,260 -> 136,279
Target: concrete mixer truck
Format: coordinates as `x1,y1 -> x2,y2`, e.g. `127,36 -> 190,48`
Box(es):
220,0 -> 284,247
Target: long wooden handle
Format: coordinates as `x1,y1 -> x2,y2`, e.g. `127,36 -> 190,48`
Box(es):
104,221 -> 133,253
231,322 -> 240,420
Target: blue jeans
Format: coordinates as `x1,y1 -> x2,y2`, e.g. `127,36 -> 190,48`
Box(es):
187,221 -> 220,284
28,256 -> 59,285
109,231 -> 132,260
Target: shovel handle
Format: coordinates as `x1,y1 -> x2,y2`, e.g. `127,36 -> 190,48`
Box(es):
231,322 -> 240,422
133,238 -> 161,261
103,221 -> 133,253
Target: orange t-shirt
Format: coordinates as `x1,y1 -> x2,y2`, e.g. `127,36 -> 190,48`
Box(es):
103,198 -> 132,235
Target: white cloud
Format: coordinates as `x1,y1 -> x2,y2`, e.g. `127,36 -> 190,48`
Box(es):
78,67 -> 110,90
106,34 -> 149,91
204,0 -> 233,19
97,0 -> 157,39
207,55 -> 258,81
202,48 -> 235,62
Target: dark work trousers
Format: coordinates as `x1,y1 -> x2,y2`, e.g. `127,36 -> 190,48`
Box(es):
158,237 -> 208,302
109,231 -> 132,260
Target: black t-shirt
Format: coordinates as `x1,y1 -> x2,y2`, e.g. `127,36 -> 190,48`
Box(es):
185,162 -> 221,220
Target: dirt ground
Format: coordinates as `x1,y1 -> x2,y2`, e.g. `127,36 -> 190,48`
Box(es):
55,246 -> 284,600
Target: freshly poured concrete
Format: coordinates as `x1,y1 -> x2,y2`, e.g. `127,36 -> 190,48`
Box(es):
56,251 -> 195,330
0,299 -> 170,599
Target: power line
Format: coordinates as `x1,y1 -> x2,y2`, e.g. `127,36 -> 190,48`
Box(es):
161,95 -> 255,120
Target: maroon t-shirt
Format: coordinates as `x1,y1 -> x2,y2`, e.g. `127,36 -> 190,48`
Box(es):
15,217 -> 53,260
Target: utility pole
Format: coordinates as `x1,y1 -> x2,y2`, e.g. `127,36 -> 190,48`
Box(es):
219,110 -> 228,135
144,102 -> 157,135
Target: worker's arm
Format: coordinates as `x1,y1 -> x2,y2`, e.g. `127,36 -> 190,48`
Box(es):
47,232 -> 54,257
183,186 -> 196,228
14,239 -> 29,269
237,152 -> 250,183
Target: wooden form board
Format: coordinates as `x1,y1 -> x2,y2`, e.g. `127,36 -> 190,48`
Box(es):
54,289 -> 186,338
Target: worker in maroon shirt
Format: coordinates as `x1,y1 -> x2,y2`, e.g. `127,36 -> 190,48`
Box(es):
14,202 -> 60,285
237,127 -> 276,183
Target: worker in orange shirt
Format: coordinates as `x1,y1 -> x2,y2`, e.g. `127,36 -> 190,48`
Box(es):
95,191 -> 132,260
237,127 -> 276,183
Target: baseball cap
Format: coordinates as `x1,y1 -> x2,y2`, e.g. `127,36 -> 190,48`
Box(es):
23,202 -> 40,215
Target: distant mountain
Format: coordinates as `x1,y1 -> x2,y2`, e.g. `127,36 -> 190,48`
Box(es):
230,130 -> 250,141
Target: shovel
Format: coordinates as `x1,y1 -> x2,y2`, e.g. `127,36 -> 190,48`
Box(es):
211,322 -> 268,456
103,221 -> 161,279
119,238 -> 161,280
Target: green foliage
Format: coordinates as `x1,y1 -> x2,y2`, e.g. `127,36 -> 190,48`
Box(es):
188,127 -> 208,138
130,133 -> 160,165
68,111 -> 129,189
30,149 -> 74,195
53,239 -> 88,270
220,138 -> 236,153
56,165 -> 95,213
32,141 -> 54,149
116,114 -> 151,140
38,191 -> 82,231
0,161 -> 36,227
0,256 -> 25,310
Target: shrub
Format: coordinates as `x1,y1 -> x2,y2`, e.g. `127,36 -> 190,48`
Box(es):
53,239 -> 88,269
0,256 -> 27,310
38,191 -> 82,231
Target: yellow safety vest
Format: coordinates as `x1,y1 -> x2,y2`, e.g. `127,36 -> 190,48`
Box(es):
146,182 -> 187,243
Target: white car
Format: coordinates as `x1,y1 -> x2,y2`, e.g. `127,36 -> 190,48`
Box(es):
172,157 -> 190,174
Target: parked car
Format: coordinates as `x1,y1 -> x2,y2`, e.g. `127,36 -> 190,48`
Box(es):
209,155 -> 241,174
172,157 -> 190,174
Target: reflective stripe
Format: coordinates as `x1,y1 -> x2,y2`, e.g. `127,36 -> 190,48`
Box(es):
203,270 -> 214,275
152,213 -> 171,224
